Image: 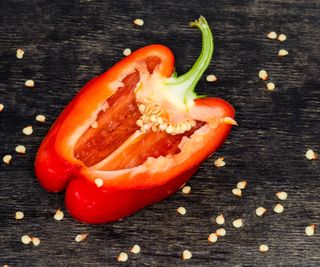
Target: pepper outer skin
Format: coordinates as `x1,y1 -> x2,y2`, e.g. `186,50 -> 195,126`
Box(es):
35,18 -> 235,224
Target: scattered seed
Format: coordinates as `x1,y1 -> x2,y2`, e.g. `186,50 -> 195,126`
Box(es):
0,103 -> 4,112
278,49 -> 289,57
54,209 -> 64,221
215,214 -> 225,225
91,121 -> 98,129
133,18 -> 144,26
15,145 -> 26,154
237,180 -> 247,190
273,203 -> 284,214
182,186 -> 191,195
305,149 -> 317,160
130,244 -> 141,254
25,79 -> 34,88
206,74 -> 217,82
182,250 -> 192,260
208,233 -> 218,243
32,237 -> 40,246
75,233 -> 88,242
15,211 -> 24,220
266,82 -> 275,91
123,48 -> 132,56
276,191 -> 288,200
255,207 -> 267,217
36,114 -> 46,123
177,206 -> 186,215
3,155 -> 12,164
214,157 -> 225,168
232,218 -> 243,228
277,34 -> 287,42
232,188 -> 242,197
21,235 -> 32,244
216,228 -> 226,237
267,31 -> 277,39
305,224 -> 316,236
222,117 -> 238,126
259,244 -> 269,252
94,178 -> 104,188
258,70 -> 268,80
22,125 -> 33,136
16,48 -> 25,59
117,252 -> 128,262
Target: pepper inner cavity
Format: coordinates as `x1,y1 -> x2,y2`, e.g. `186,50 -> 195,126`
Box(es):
74,56 -> 201,169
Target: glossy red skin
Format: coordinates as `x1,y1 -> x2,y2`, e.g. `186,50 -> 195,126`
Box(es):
35,45 -> 235,224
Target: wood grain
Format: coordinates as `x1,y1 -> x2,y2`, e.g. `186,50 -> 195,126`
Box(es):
0,0 -> 319,266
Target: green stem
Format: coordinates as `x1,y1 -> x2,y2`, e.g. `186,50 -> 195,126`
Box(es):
165,16 -> 214,105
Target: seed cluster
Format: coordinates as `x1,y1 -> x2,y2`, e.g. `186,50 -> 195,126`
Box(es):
21,235 -> 40,246
136,103 -> 196,135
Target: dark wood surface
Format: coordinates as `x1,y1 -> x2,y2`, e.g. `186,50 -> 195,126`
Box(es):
0,0 -> 319,266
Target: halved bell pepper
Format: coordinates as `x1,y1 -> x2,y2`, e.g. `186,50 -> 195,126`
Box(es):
35,16 -> 236,224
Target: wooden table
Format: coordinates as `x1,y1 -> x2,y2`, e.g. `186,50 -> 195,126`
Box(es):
0,0 -> 319,266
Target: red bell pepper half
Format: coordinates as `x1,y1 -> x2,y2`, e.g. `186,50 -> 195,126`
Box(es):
35,16 -> 236,224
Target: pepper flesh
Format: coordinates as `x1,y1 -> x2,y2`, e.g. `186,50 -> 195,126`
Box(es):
35,16 -> 235,224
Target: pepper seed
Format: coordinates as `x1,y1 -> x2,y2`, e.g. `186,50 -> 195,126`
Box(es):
267,31 -> 277,39
177,206 -> 186,215
305,224 -> 316,236
208,233 -> 218,243
232,218 -> 243,228
206,74 -> 217,82
75,233 -> 88,242
273,203 -> 284,214
216,228 -> 226,237
232,188 -> 242,197
214,157 -> 225,168
32,237 -> 40,246
258,70 -> 268,80
182,250 -> 192,260
267,82 -> 275,91
3,155 -> 12,164
215,214 -> 225,225
22,126 -> 33,136
278,49 -> 289,57
259,244 -> 269,252
21,235 -> 32,244
255,207 -> 267,217
276,191 -> 288,200
123,48 -> 132,56
182,186 -> 191,194
277,34 -> 287,42
54,209 -> 64,221
117,252 -> 128,262
237,180 -> 247,190
130,244 -> 141,254
305,149 -> 317,160
16,48 -> 24,59
25,80 -> 35,88
15,211 -> 24,220
15,145 -> 26,154
133,18 -> 144,26
94,178 -> 104,188
36,114 -> 46,123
